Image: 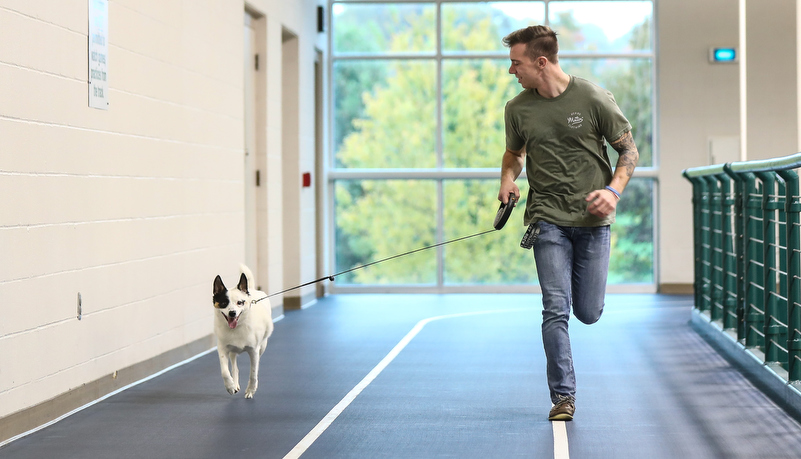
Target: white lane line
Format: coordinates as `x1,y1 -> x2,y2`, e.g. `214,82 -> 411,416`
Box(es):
552,420 -> 570,459
282,308 -> 528,459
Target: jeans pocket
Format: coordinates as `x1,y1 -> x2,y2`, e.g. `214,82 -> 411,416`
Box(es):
534,221 -> 557,242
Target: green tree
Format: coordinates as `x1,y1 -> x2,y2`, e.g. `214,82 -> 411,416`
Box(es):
333,5 -> 654,285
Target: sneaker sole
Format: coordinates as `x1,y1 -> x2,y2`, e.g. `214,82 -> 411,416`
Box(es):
549,413 -> 573,421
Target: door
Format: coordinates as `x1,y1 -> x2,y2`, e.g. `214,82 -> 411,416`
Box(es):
243,12 -> 258,276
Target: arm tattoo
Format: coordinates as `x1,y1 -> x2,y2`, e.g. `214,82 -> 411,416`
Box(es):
609,131 -> 639,178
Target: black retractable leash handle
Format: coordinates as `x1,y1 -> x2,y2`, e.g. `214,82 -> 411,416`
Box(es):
493,192 -> 517,230
255,193 -> 518,301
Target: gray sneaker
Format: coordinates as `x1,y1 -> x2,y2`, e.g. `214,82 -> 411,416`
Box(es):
548,396 -> 575,421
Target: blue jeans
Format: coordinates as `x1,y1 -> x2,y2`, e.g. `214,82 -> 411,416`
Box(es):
531,221 -> 611,404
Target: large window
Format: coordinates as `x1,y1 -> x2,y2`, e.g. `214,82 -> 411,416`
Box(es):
329,1 -> 655,291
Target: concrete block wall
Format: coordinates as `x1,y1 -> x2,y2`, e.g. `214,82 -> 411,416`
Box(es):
0,0 -> 324,426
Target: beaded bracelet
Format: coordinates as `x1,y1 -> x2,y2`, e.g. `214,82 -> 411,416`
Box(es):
605,185 -> 621,200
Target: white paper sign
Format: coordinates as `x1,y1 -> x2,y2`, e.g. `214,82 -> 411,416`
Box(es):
89,0 -> 109,109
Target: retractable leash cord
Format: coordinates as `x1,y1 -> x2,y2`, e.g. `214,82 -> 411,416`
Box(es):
254,194 -> 518,302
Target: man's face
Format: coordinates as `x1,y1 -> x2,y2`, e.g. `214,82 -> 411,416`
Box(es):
508,43 -> 541,90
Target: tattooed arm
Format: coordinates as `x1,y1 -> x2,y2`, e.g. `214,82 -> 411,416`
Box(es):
586,130 -> 640,218
608,130 -> 640,193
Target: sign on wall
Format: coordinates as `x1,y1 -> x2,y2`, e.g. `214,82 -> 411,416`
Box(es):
88,0 -> 109,110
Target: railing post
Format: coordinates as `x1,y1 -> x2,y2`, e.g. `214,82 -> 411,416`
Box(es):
756,172 -> 782,363
698,177 -> 712,313
778,179 -> 789,371
685,175 -> 701,307
724,164 -> 748,341
743,172 -> 764,349
779,179 -> 788,304
705,175 -> 724,321
718,174 -> 738,330
684,173 -> 703,309
778,169 -> 801,382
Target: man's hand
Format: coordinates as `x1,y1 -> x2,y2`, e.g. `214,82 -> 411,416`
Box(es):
585,189 -> 618,218
498,182 -> 520,205
498,146 -> 526,205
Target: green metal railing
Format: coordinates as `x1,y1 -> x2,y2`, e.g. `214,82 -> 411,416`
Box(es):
683,152 -> 801,383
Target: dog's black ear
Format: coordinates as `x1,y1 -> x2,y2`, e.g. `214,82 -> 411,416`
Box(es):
237,272 -> 249,294
213,275 -> 226,295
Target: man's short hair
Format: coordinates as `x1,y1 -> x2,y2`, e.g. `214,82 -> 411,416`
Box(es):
502,25 -> 559,63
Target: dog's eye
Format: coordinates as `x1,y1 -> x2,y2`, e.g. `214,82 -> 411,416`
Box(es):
237,300 -> 245,305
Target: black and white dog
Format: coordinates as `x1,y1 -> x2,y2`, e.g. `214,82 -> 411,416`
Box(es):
212,265 -> 273,398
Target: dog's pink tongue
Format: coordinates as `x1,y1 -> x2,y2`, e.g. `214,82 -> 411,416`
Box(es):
227,317 -> 238,329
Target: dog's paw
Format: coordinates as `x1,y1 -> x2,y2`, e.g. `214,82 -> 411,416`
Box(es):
224,379 -> 240,395
244,384 -> 257,399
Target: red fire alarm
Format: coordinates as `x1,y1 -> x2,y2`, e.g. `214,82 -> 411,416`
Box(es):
302,172 -> 312,188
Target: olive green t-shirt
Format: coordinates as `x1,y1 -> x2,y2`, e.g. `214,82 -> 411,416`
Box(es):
504,75 -> 631,227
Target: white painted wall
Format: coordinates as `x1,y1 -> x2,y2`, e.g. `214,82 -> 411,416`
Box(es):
744,0 -> 798,161
656,0 -> 798,286
0,0 -> 323,421
658,0 -> 739,286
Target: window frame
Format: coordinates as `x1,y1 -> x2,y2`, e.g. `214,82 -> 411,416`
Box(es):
326,0 -> 659,294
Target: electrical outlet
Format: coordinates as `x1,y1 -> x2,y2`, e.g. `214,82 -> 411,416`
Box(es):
77,292 -> 82,320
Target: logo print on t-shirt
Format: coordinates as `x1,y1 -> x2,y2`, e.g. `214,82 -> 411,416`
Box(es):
567,112 -> 584,129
